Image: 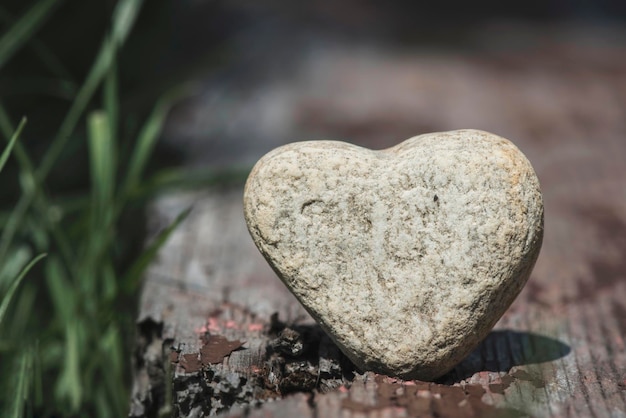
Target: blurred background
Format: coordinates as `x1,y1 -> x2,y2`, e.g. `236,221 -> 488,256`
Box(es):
1,0 -> 625,417
4,0 -> 626,166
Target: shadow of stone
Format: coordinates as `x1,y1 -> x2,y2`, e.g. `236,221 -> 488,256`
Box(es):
437,329 -> 571,384
265,315 -> 358,394
267,313 -> 571,390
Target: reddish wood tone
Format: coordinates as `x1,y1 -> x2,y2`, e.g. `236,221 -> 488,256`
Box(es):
130,30 -> 626,417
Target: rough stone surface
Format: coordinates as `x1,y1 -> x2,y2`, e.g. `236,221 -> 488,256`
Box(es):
243,129 -> 544,380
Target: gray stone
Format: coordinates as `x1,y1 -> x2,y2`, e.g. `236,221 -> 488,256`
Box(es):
243,129 -> 544,380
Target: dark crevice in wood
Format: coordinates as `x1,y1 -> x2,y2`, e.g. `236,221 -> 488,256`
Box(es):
130,318 -> 170,417
262,314 -> 355,397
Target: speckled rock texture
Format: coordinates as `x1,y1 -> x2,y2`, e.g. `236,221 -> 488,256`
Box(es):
243,129 -> 544,380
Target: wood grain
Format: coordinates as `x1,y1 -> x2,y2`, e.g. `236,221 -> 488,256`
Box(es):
130,31 -> 626,418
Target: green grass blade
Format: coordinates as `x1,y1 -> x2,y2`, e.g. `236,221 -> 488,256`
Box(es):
85,110 -> 116,293
37,0 -> 144,180
111,0 -> 143,45
0,110 -> 39,268
0,253 -> 46,327
2,270 -> 36,338
0,116 -> 26,173
0,102 -> 37,176
104,62 -> 119,146
37,36 -> 114,180
0,194 -> 35,273
44,256 -> 75,326
0,246 -> 32,287
33,339 -> 43,408
123,207 -> 191,292
0,0 -> 61,69
9,348 -> 31,418
56,321 -> 83,412
101,261 -> 117,303
0,106 -> 76,280
0,105 -> 77,282
99,325 -> 125,417
88,110 -> 115,208
122,98 -> 170,196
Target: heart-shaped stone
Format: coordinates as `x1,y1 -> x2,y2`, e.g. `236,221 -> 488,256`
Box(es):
243,129 -> 543,380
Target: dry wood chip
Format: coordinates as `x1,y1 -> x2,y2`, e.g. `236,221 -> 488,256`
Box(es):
181,353 -> 202,372
200,335 -> 245,365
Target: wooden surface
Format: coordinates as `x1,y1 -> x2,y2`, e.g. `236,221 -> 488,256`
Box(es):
130,29 -> 626,418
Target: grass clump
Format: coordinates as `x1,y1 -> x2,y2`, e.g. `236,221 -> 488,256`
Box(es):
0,0 -> 194,416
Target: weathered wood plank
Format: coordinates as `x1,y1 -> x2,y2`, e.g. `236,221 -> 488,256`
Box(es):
130,29 -> 626,418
